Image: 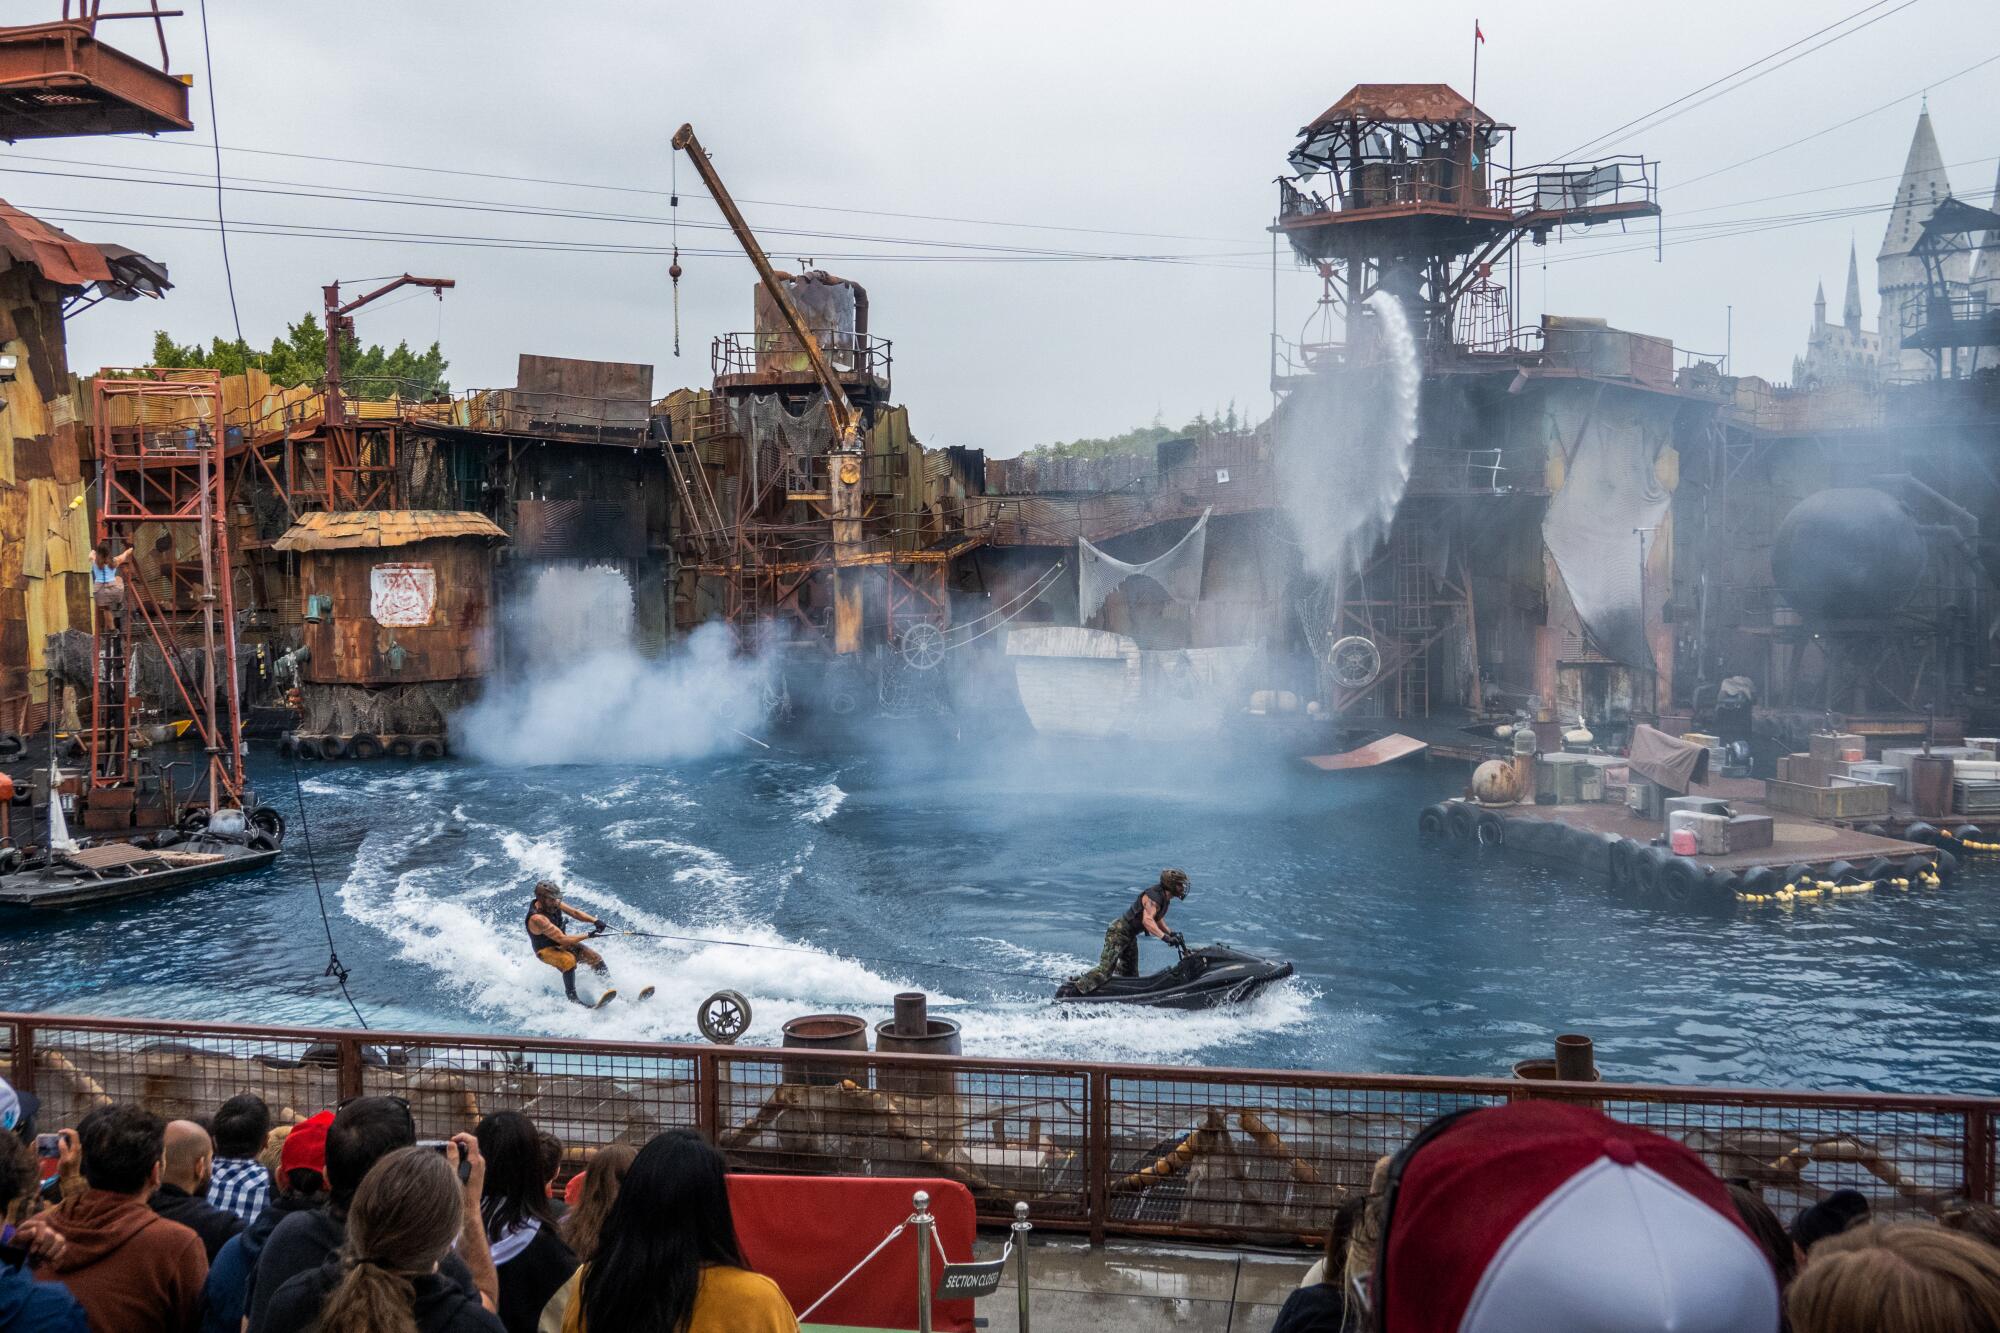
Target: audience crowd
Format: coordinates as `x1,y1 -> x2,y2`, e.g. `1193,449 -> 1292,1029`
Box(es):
10,1068 -> 2000,1332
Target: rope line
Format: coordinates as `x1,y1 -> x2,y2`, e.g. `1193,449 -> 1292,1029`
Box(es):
601,928 -> 1054,984
796,1221 -> 908,1323
288,754 -> 368,1028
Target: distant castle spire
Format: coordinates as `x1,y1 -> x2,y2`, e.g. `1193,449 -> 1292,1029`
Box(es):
1878,106 -> 1966,378
1843,239 -> 1863,329
1879,106 -> 1951,262
1813,279 -> 1827,327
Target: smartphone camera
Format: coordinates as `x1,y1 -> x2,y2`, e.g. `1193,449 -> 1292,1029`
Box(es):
34,1133 -> 60,1157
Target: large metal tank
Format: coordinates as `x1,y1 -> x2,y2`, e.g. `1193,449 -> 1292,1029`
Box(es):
1771,488 -> 1926,619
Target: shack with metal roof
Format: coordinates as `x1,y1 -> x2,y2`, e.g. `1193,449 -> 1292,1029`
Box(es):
271,510 -> 507,757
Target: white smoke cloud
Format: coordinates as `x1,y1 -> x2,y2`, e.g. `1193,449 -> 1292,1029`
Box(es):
453,564 -> 773,767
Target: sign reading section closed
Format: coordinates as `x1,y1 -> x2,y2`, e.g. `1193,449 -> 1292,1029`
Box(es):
370,563 -> 437,627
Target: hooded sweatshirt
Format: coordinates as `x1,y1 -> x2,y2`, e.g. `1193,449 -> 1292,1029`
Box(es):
35,1188 -> 208,1333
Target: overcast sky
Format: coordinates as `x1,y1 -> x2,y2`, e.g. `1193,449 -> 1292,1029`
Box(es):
33,0 -> 2000,456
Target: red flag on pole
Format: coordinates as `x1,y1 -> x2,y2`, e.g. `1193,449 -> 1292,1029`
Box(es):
1475,19 -> 1485,42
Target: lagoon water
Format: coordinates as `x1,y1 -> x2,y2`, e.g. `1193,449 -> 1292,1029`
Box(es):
3,734 -> 1997,1094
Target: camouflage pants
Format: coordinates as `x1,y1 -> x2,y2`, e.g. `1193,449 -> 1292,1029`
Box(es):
1071,919 -> 1139,994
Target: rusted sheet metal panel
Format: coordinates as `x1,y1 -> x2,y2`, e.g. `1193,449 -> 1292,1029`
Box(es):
1309,83 -> 1492,128
274,509 -> 507,552
515,354 -> 653,434
513,497 -> 646,560
297,538 -> 496,686
0,23 -> 194,140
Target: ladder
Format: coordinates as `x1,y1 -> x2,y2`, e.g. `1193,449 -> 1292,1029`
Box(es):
1392,523 -> 1432,718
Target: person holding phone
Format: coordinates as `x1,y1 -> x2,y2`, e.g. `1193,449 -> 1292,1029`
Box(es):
246,1098 -> 497,1332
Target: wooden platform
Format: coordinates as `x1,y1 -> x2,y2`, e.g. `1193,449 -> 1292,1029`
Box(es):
1492,798 -> 1930,875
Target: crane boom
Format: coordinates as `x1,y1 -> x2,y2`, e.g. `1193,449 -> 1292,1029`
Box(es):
671,123 -> 861,449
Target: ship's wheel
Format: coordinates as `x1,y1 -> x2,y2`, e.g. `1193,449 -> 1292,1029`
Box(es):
899,621 -> 947,671
698,989 -> 752,1045
1326,634 -> 1382,690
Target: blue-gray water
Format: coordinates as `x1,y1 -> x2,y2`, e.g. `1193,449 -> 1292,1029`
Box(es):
3,737 -> 1997,1094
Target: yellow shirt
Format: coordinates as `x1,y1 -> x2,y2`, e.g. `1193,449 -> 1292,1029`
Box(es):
554,1263 -> 799,1333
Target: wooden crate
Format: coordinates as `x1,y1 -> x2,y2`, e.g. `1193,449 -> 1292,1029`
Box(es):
1762,779 -> 1890,819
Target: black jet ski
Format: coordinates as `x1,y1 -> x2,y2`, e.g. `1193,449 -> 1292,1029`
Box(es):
1055,944 -> 1294,1009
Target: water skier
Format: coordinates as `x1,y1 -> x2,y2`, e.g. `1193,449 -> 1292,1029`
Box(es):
1067,868 -> 1189,994
525,880 -> 617,1007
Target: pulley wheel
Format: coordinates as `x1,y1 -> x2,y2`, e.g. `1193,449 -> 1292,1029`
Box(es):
698,989 -> 752,1045
1327,635 -> 1382,689
899,621 -> 947,671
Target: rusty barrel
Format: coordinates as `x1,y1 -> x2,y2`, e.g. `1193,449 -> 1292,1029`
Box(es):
874,1001 -> 963,1099
1910,755 -> 1955,820
779,1014 -> 869,1087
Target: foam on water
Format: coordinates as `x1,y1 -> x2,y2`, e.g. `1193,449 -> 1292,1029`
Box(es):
790,781 -> 847,824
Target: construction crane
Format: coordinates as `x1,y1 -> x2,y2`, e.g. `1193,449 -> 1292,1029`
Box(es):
670,122 -> 868,653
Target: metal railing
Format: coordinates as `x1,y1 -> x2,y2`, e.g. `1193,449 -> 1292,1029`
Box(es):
6,1010 -> 1994,1246
712,330 -> 892,392
1498,157 -> 1658,218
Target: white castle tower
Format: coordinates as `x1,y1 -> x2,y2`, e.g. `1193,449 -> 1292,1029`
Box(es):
1975,160 -> 2000,371
1877,103 -> 1969,381
1793,240 -> 1879,388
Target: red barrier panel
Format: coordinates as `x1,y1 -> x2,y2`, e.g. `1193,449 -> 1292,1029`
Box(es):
729,1175 -> 978,1332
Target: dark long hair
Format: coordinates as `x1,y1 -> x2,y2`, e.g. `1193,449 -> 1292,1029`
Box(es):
476,1110 -> 555,1242
580,1130 -> 748,1333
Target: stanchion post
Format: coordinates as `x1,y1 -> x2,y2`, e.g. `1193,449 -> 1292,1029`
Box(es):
1012,1200 -> 1032,1333
913,1188 -> 935,1333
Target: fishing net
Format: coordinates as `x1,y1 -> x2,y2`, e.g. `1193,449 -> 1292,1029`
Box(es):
1078,509 -> 1211,624
301,683 -> 463,737
737,393 -> 835,496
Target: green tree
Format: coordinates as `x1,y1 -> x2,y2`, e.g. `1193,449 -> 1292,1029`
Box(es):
1023,409 -> 1241,463
149,313 -> 449,396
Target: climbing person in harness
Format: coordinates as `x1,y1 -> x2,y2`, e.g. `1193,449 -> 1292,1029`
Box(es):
525,880 -> 615,1007
90,541 -> 133,615
1068,869 -> 1189,994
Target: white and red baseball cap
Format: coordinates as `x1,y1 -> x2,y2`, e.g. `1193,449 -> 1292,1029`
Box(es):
1375,1100 -> 1780,1333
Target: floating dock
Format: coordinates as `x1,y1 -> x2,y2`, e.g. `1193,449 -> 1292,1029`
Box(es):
1421,779 -> 1948,908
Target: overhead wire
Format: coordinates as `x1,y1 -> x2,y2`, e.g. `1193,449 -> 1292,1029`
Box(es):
194,0 -> 242,343
17,202 -> 1274,270
92,133 -> 1250,245
1672,49 -> 2000,192
0,164 -> 1269,268
1556,0 -> 1920,160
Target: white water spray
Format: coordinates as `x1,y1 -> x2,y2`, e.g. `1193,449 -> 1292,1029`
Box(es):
1274,293 -> 1422,579
454,565 -> 772,767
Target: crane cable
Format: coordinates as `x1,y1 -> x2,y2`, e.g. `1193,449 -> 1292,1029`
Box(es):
669,149 -> 683,358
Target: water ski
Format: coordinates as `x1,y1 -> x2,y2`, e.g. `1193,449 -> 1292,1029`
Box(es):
591,989 -> 619,1009
636,985 -> 655,1002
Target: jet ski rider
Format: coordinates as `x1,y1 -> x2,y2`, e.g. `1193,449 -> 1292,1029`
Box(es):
1070,869 -> 1189,994
526,880 -> 612,1005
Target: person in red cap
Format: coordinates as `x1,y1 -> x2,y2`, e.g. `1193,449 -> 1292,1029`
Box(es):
199,1110 -> 333,1333
1367,1101 -> 1781,1332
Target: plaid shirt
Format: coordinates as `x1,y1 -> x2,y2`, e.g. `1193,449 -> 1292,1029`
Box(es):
206,1155 -> 270,1223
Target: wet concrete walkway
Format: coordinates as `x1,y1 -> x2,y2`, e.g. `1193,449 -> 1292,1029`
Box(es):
977,1233 -> 1310,1332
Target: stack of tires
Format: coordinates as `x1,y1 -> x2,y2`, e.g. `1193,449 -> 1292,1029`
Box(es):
279,733 -> 446,762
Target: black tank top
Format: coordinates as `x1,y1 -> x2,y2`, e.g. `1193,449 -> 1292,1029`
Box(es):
526,902 -> 559,953
1121,886 -> 1169,933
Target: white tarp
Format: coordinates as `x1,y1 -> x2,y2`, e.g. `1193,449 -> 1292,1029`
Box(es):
1077,508 -> 1210,624
1541,414 -> 1669,670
